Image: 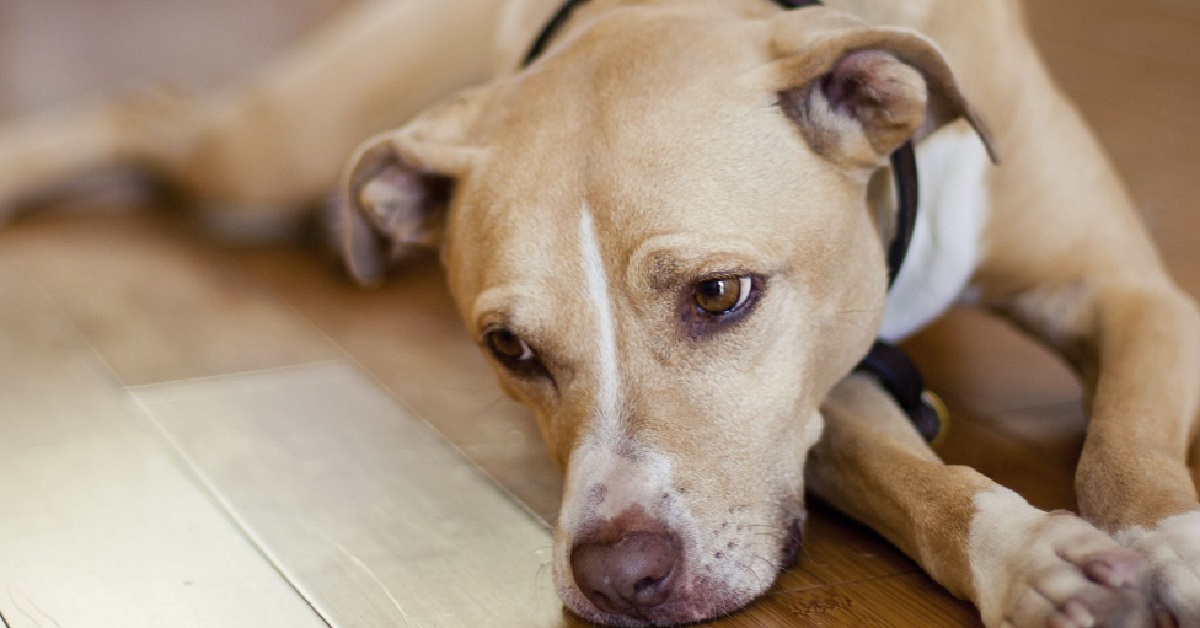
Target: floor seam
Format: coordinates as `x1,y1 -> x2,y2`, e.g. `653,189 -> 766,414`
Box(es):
126,392 -> 336,628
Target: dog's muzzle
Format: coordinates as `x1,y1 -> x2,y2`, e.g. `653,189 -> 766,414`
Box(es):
564,508 -> 807,624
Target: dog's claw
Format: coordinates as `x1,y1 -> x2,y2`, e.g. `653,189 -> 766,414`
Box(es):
1015,559 -> 1147,627
1061,599 -> 1095,626
992,513 -> 1154,628
1083,555 -> 1142,589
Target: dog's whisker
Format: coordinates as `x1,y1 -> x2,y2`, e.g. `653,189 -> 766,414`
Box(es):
751,551 -> 782,572
533,560 -> 553,595
730,558 -> 768,588
752,534 -> 788,545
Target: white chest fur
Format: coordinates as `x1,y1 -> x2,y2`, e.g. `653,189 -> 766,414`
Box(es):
877,126 -> 992,341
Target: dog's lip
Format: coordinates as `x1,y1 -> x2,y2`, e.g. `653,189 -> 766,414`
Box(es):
779,517 -> 806,570
565,585 -> 745,628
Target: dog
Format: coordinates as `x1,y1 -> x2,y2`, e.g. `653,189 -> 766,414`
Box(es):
1,0 -> 1197,626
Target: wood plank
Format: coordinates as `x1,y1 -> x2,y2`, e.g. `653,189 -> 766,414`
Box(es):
131,361 -> 567,628
235,246 -> 567,524
0,260 -> 326,628
1,211 -> 342,386
752,572 -> 980,627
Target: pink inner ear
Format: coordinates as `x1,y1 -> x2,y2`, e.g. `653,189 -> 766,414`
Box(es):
823,50 -> 925,122
356,155 -> 452,245
358,165 -> 428,231
818,49 -> 927,157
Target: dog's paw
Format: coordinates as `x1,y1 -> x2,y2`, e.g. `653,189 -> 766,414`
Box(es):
999,513 -> 1151,627
971,492 -> 1153,628
1117,510 -> 1200,626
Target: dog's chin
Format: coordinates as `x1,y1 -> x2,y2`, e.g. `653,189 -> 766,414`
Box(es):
558,574 -> 753,628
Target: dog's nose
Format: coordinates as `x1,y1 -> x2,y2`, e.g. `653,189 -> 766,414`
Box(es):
570,530 -> 681,617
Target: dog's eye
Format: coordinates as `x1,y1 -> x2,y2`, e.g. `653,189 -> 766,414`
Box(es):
483,328 -> 547,378
682,274 -> 764,339
695,276 -> 752,315
487,329 -> 533,361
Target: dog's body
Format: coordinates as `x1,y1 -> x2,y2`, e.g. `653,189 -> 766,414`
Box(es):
2,0 -> 1198,626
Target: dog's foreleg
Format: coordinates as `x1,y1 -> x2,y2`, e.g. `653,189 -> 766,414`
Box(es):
810,374 -> 1153,627
1001,273 -> 1200,622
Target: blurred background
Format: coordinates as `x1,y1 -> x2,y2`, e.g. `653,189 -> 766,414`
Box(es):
0,0 -> 352,117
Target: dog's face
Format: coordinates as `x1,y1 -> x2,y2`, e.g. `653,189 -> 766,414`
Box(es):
336,7 -> 988,626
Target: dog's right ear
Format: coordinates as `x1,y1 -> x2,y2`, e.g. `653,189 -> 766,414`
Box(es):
762,8 -> 998,170
333,87 -> 491,286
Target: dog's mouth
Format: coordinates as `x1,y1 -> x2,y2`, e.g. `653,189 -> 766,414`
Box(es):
779,516 -> 806,570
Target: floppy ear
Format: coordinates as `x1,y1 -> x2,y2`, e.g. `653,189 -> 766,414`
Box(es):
766,8 -> 998,169
332,87 -> 491,286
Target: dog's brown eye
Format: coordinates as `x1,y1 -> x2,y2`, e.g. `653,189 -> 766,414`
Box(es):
695,276 -> 752,315
682,275 -> 764,339
487,329 -> 533,361
483,328 -> 550,380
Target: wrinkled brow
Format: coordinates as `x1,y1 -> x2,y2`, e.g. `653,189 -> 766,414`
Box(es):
625,236 -> 775,294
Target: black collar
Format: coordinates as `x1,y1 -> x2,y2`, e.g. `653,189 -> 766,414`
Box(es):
522,0 -> 939,443
522,0 -> 590,67
524,0 -> 825,67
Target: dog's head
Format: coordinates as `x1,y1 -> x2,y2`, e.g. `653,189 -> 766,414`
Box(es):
334,6 -> 991,626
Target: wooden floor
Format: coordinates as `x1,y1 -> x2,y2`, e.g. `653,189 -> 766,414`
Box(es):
0,1 -> 1197,626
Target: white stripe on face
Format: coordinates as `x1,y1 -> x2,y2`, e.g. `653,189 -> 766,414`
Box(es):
555,204 -> 635,553
579,204 -> 621,432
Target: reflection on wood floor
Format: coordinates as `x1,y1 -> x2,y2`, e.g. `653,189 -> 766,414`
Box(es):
0,0 -> 1196,626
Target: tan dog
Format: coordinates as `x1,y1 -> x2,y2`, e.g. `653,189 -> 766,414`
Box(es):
1,0 -> 1198,626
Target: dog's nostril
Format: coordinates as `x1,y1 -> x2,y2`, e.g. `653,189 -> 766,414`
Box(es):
571,530 -> 681,617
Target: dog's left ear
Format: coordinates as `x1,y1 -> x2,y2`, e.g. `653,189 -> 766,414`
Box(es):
332,86 -> 492,286
766,8 -> 998,169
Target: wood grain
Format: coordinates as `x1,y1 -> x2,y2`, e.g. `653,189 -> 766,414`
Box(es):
0,259 -> 326,628
3,211 -> 341,385
132,361 -> 565,628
